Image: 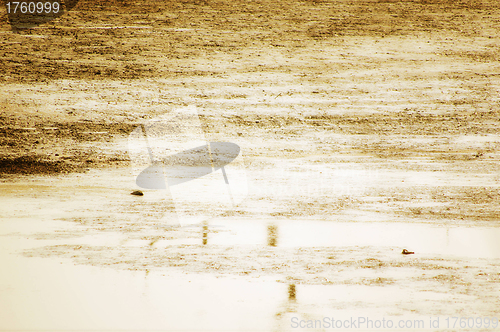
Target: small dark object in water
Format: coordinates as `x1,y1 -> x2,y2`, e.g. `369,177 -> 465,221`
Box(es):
131,190 -> 144,196
402,249 -> 415,255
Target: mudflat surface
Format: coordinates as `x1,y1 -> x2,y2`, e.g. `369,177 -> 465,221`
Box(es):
1,0 -> 500,330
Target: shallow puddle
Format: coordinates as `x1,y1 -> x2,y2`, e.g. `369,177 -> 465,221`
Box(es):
0,247 -> 279,330
1,167 -> 499,330
0,238 -> 458,331
200,219 -> 500,258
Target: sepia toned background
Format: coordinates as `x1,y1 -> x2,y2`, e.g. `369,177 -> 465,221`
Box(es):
1,0 -> 500,330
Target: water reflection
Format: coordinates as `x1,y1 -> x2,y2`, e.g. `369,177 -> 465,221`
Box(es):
288,284 -> 296,301
267,223 -> 279,247
202,221 -> 208,245
274,283 -> 298,331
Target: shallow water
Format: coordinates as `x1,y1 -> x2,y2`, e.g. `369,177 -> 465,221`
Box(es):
201,219 -> 500,258
1,168 -> 499,330
0,236 -> 451,331
0,254 -> 433,331
0,246 -> 280,330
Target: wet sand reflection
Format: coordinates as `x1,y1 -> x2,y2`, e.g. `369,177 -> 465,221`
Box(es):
267,223 -> 278,247
274,283 -> 299,331
288,284 -> 296,301
202,221 -> 208,245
